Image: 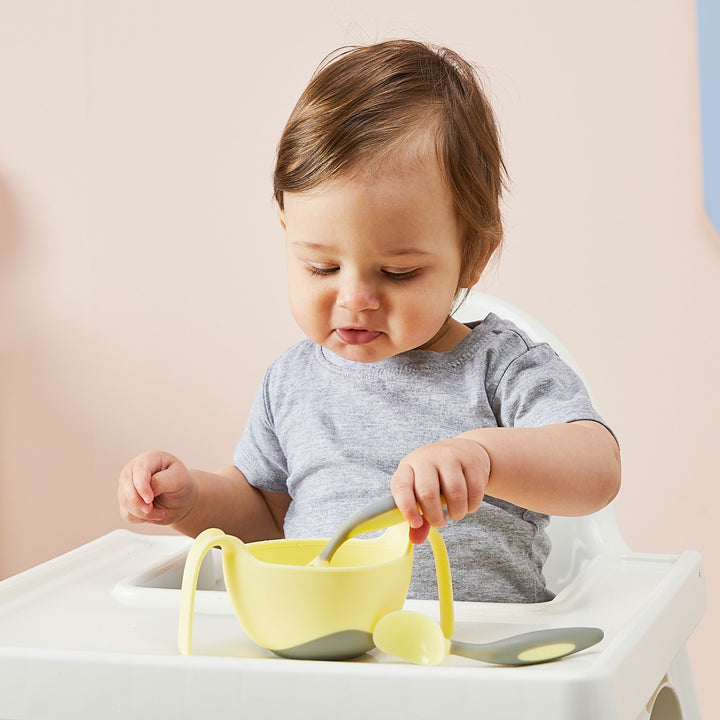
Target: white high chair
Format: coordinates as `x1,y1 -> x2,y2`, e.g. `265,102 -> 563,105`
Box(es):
0,294 -> 706,720
452,291 -> 706,720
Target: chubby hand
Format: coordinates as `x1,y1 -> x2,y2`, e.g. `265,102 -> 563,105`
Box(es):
117,450 -> 197,525
390,437 -> 490,544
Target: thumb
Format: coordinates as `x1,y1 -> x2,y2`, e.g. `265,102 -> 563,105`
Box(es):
149,465 -> 186,497
132,450 -> 179,503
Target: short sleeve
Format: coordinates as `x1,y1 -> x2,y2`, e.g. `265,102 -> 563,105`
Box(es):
489,341 -> 605,430
232,372 -> 289,493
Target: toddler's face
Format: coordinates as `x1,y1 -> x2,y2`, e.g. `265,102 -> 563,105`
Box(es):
281,156 -> 469,363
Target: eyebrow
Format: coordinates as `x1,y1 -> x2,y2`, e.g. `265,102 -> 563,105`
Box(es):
291,240 -> 435,257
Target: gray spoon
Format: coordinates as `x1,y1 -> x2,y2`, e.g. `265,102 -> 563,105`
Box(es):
373,610 -> 604,666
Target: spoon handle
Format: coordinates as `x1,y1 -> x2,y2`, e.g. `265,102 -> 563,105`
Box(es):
318,494 -> 450,564
317,495 -> 402,564
450,626 -> 604,666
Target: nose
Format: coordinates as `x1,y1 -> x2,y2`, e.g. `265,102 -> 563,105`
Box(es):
336,274 -> 381,312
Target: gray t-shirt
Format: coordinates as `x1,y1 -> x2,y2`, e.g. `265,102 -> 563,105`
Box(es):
233,313 -> 608,603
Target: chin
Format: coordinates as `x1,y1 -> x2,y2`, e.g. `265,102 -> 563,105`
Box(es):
335,348 -> 384,363
328,341 -> 392,364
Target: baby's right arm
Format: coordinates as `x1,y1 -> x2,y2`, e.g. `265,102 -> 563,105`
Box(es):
117,450 -> 290,540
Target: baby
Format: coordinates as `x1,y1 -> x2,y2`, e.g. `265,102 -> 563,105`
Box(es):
118,40 -> 620,602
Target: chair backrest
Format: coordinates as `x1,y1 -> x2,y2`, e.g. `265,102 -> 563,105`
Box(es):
452,291 -> 628,593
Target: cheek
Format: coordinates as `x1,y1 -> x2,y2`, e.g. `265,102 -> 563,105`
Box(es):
393,291 -> 451,336
288,283 -> 311,320
288,278 -> 331,329
413,276 -> 459,315
287,271 -> 309,321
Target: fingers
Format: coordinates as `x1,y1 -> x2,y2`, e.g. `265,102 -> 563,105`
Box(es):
390,463 -> 425,529
117,450 -> 179,525
408,461 -> 447,527
391,438 -> 490,538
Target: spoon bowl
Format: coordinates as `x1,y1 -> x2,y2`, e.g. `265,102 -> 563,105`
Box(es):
373,610 -> 604,666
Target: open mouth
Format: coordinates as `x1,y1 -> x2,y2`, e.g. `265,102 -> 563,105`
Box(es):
335,328 -> 382,345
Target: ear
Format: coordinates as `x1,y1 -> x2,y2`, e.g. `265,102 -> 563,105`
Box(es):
277,207 -> 287,230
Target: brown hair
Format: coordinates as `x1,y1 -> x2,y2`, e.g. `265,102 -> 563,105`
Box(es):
273,39 -> 507,288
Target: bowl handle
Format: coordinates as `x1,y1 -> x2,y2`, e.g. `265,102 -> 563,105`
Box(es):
178,528 -> 229,655
427,527 -> 455,638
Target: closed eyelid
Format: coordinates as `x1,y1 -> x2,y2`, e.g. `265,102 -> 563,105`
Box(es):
383,264 -> 421,273
306,260 -> 339,268
383,268 -> 422,280
305,264 -> 338,277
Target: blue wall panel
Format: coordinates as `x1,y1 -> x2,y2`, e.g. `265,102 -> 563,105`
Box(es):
698,0 -> 720,232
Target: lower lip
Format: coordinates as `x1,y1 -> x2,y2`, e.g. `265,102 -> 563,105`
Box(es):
335,329 -> 382,345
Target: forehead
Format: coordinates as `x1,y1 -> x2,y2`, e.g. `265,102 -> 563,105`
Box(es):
284,149 -> 452,218
283,154 -> 462,260
285,125 -> 448,207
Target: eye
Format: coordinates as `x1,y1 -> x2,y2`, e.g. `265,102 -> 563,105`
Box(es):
306,264 -> 339,277
383,268 -> 421,281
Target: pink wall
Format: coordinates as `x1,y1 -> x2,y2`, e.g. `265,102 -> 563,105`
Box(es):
1,1 -> 716,715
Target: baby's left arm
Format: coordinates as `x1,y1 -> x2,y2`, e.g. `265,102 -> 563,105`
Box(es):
391,420 -> 620,543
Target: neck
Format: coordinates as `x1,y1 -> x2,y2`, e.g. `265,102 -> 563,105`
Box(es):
417,317 -> 470,352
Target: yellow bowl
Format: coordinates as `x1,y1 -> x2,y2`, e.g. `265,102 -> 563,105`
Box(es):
179,523 -> 414,660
